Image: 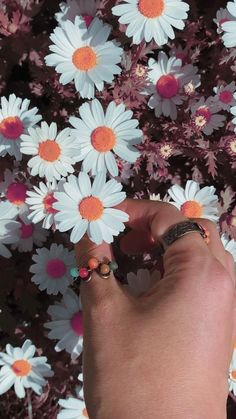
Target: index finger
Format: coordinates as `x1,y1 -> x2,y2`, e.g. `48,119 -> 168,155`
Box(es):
118,198 -> 204,254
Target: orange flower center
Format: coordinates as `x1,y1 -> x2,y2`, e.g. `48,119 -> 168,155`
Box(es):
0,116 -> 24,140
181,200 -> 203,218
138,0 -> 164,18
231,370 -> 236,380
6,182 -> 28,205
82,408 -> 89,417
43,192 -> 58,214
38,140 -> 61,162
91,126 -> 116,152
12,359 -> 32,376
156,74 -> 179,98
79,196 -> 103,221
72,46 -> 97,71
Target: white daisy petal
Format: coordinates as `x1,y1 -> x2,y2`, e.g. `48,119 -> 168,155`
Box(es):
147,51 -> 200,120
45,17 -> 123,98
30,244 -> 75,295
168,180 -> 219,221
112,0 -> 189,45
20,122 -> 80,181
45,289 -> 83,360
55,172 -> 128,245
69,99 -> 142,176
0,340 -> 53,398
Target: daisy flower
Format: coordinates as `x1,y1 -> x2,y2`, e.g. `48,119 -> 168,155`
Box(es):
26,179 -> 65,229
20,122 -> 80,182
213,82 -> 236,111
191,97 -> 226,135
30,244 -> 76,295
54,171 -> 129,244
126,269 -> 161,297
230,93 -> 236,128
222,0 -> 236,47
147,51 -> 201,120
11,218 -> 49,253
112,0 -> 189,46
221,233 -> 236,265
69,99 -> 142,177
229,344 -> 236,395
0,201 -> 20,258
0,94 -> 41,160
225,137 -> 236,156
45,17 -> 123,99
58,397 -> 88,419
0,339 -> 53,399
44,289 -> 83,360
0,168 -> 31,222
214,7 -> 233,34
55,0 -> 99,26
167,180 -> 219,221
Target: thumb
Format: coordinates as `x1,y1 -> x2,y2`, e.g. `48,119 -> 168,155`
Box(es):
75,235 -> 124,311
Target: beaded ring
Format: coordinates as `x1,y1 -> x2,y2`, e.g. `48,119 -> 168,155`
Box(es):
70,257 -> 119,283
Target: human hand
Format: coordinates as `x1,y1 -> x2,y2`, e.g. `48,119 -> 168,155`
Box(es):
75,199 -> 236,419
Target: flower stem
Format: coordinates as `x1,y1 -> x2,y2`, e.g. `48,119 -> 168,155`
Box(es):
27,389 -> 33,419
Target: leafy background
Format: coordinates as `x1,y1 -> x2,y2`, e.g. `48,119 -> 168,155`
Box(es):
0,0 -> 235,417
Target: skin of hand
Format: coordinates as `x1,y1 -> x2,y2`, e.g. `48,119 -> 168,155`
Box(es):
75,199 -> 236,419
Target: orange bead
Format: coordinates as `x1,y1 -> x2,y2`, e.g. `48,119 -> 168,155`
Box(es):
100,263 -> 110,275
88,257 -> 99,269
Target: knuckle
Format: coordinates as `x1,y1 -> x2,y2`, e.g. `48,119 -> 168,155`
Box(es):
206,258 -> 234,294
196,218 -> 218,235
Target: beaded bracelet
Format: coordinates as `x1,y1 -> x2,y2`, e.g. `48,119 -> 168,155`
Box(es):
70,257 -> 119,283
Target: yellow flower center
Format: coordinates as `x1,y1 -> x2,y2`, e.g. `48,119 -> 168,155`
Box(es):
181,200 -> 203,218
91,126 -> 116,152
135,64 -> 146,77
38,140 -> 61,162
79,196 -> 104,221
195,115 -> 207,128
160,144 -> 172,158
138,0 -> 164,18
11,359 -> 32,377
229,139 -> 236,154
72,46 -> 97,71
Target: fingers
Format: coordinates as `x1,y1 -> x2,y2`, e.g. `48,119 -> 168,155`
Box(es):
120,230 -> 155,255
119,199 -> 209,254
193,219 -> 229,269
75,235 -> 124,310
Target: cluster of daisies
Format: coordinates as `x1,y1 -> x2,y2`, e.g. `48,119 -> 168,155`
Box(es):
0,0 -> 236,416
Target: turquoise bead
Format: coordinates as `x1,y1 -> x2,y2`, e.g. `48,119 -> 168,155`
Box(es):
70,267 -> 79,278
109,261 -> 118,271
